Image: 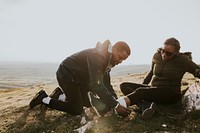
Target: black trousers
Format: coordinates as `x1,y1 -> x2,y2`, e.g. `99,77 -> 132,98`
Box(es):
47,71 -> 90,115
120,82 -> 181,105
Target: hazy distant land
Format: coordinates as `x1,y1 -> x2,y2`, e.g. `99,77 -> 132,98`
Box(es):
0,62 -> 59,89
0,61 -> 150,89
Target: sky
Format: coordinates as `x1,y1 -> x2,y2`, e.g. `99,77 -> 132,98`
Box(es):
0,0 -> 200,65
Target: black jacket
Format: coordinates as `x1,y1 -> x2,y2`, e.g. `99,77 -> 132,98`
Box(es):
56,41 -> 118,108
143,48 -> 200,93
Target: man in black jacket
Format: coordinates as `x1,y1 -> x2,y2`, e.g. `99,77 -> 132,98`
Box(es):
119,37 -> 200,119
29,40 -> 131,117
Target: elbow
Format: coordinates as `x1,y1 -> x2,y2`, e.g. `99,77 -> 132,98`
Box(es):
194,69 -> 200,78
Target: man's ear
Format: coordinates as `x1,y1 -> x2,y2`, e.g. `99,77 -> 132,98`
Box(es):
173,51 -> 179,56
174,52 -> 177,55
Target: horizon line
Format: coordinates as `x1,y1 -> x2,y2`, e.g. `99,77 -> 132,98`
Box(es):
0,60 -> 150,65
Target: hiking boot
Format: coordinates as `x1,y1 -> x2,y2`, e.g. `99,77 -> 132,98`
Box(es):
142,102 -> 156,120
29,90 -> 48,109
88,91 -> 110,117
49,87 -> 63,99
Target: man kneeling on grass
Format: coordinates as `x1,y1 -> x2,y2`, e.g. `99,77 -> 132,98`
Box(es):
29,40 -> 131,117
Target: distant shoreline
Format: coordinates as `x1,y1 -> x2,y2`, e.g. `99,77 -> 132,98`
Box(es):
0,84 -> 31,89
0,61 -> 150,89
111,64 -> 150,76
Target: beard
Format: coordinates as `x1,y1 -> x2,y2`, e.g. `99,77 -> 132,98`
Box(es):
111,64 -> 116,67
110,59 -> 116,67
111,61 -> 119,67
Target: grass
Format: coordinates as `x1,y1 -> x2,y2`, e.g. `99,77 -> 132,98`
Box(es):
4,103 -> 200,133
2,73 -> 200,133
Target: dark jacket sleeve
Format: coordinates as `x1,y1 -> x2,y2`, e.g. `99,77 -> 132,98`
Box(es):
183,57 -> 200,78
103,70 -> 118,99
142,59 -> 155,85
87,53 -> 118,108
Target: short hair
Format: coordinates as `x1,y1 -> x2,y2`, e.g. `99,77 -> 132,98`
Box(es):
113,41 -> 131,55
164,37 -> 181,51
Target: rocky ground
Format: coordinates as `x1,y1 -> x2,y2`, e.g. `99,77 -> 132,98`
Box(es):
0,73 -> 200,133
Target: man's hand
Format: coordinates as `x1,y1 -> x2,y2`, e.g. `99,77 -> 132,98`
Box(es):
115,104 -> 131,117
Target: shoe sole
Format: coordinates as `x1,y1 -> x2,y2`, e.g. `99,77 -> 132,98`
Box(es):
142,102 -> 156,120
87,92 -> 101,117
29,90 -> 45,109
49,87 -> 63,99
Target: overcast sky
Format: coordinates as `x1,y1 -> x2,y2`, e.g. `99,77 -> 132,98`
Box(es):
0,0 -> 200,65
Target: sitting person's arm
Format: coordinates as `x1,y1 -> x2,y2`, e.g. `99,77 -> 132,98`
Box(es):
184,56 -> 200,78
142,61 -> 155,85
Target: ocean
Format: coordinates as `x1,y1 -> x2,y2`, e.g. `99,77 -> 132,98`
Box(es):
0,61 -> 150,89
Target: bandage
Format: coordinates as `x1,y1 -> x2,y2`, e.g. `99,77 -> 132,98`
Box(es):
116,96 -> 127,108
